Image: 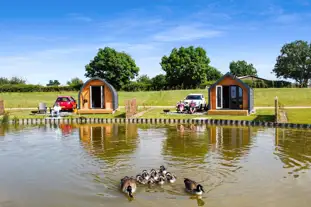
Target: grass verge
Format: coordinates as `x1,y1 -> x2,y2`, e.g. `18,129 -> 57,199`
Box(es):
285,109 -> 311,124
1,88 -> 311,108
136,108 -> 276,122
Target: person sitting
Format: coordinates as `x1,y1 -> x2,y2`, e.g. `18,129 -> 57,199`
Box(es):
51,103 -> 62,117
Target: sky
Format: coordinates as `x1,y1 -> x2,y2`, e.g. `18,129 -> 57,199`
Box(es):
0,0 -> 311,85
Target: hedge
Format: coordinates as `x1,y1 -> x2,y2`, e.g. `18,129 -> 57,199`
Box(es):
0,79 -> 298,93
242,80 -> 294,88
0,84 -> 82,92
122,82 -> 153,91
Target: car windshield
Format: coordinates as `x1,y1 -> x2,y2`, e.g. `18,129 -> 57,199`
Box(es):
69,97 -> 76,102
185,95 -> 202,100
57,97 -> 69,102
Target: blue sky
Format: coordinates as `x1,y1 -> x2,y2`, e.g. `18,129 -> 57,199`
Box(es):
0,0 -> 310,85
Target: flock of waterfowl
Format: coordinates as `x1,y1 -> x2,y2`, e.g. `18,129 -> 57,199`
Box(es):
120,165 -> 205,198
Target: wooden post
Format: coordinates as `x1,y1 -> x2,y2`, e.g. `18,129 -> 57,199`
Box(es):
125,98 -> 137,118
275,96 -> 278,123
0,100 -> 4,115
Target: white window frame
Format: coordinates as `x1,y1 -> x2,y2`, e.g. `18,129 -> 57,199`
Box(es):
216,85 -> 223,109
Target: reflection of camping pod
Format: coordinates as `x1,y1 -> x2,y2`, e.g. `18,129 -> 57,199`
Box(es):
0,126 -> 5,136
78,124 -> 138,163
163,125 -> 209,163
208,126 -> 253,160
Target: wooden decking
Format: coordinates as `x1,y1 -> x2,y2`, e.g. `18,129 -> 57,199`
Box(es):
76,109 -> 114,114
208,109 -> 249,116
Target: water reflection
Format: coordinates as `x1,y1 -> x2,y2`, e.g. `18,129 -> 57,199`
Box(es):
2,123 -> 311,206
163,124 -> 254,164
79,123 -> 138,164
275,128 -> 311,176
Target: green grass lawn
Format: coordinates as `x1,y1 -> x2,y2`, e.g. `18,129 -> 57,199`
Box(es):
285,109 -> 311,124
1,109 -> 126,120
0,108 -> 275,123
140,108 -> 276,122
1,88 -> 311,108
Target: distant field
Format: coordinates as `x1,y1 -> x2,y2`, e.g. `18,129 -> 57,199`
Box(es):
1,88 -> 311,108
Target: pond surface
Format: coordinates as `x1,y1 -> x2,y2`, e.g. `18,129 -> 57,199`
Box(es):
1,123 -> 311,207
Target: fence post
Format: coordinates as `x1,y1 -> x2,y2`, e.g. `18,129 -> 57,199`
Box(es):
275,96 -> 278,123
0,100 -> 4,115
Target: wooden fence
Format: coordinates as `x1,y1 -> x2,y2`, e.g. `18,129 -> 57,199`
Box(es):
125,98 -> 137,118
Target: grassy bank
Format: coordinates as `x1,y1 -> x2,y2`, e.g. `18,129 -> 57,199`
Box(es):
1,88 -> 311,108
1,108 -> 276,123
285,109 -> 311,124
140,108 -> 275,122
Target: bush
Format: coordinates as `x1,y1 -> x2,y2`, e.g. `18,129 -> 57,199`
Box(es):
0,84 -> 80,92
200,81 -> 216,89
122,82 -> 152,92
242,80 -> 293,88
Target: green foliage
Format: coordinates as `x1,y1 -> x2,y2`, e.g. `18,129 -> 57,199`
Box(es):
0,76 -> 26,85
229,60 -> 257,76
137,74 -> 152,84
67,77 -> 83,86
67,77 -> 84,90
242,80 -> 293,88
206,66 -> 222,81
0,112 -> 10,124
200,80 -> 216,88
0,84 -> 77,92
161,46 -> 211,89
122,82 -> 152,91
85,47 -> 140,90
151,74 -> 167,90
273,40 -> 311,87
46,80 -> 60,86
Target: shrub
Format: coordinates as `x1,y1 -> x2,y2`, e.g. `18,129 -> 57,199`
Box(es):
0,84 -> 79,92
242,80 -> 293,88
122,82 -> 152,92
199,80 -> 217,89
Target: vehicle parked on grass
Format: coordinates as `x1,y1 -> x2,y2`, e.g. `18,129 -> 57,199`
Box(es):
183,94 -> 207,111
54,96 -> 77,112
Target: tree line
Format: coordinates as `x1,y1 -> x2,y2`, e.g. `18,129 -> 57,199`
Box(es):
0,40 -> 309,92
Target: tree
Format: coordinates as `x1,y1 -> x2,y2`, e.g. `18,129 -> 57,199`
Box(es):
67,77 -> 83,86
229,60 -> 257,77
0,76 -> 26,85
46,80 -> 60,86
137,74 -> 151,84
151,74 -> 167,90
273,40 -> 311,87
206,66 -> 222,81
85,47 -> 140,90
160,46 -> 210,89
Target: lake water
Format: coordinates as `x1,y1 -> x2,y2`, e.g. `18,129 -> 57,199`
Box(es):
1,123 -> 311,207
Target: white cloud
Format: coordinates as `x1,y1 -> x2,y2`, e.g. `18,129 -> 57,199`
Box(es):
153,25 -> 223,42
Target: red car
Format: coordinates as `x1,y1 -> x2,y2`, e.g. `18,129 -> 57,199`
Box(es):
54,96 -> 77,112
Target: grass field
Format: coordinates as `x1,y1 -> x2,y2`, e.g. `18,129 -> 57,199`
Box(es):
140,108 -> 275,121
0,108 -> 275,123
1,88 -> 311,108
285,109 -> 311,124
